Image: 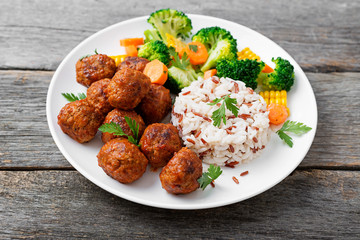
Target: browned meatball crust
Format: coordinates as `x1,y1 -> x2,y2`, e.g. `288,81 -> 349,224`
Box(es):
107,68 -> 151,110
116,56 -> 149,73
57,99 -> 105,143
137,84 -> 172,124
76,54 -> 116,87
101,108 -> 146,143
160,147 -> 203,194
87,78 -> 113,114
97,138 -> 148,184
139,123 -> 182,168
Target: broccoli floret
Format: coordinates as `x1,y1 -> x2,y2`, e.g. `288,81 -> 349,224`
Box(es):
165,65 -> 203,94
259,57 -> 295,91
217,59 -> 265,90
192,26 -> 237,72
144,29 -> 162,42
138,40 -> 170,65
147,9 -> 192,44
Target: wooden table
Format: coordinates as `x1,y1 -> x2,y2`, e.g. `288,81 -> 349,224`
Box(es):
1,0 -> 359,238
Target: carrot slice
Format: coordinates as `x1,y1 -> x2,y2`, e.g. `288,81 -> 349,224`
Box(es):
125,45 -> 138,57
120,38 -> 144,47
204,69 -> 217,79
143,59 -> 168,85
267,103 -> 288,125
185,41 -> 208,65
262,64 -> 274,73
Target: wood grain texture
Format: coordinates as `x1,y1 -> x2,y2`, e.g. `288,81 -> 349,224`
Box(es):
0,70 -> 359,168
1,0 -> 359,72
0,170 -> 359,239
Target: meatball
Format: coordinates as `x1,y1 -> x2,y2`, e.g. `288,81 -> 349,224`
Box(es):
159,147 -> 203,194
57,99 -> 105,143
116,56 -> 149,73
107,68 -> 151,110
76,54 -> 116,87
137,84 -> 172,124
101,108 -> 146,143
139,123 -> 182,168
86,78 -> 113,114
97,138 -> 148,184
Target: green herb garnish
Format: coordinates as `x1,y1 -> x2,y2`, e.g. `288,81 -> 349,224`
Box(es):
208,95 -> 239,127
188,44 -> 198,53
276,120 -> 312,147
198,164 -> 223,190
79,49 -> 99,61
61,92 -> 86,102
98,116 -> 140,146
169,47 -> 190,70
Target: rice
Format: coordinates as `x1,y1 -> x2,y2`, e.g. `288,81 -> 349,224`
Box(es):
171,76 -> 271,167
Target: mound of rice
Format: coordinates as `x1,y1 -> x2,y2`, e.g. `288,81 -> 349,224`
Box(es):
171,76 -> 271,166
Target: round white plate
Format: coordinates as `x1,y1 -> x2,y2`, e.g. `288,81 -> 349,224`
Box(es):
46,14 -> 317,210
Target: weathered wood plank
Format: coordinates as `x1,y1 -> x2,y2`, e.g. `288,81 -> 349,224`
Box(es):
0,170 -> 359,239
0,70 -> 359,168
1,0 -> 359,71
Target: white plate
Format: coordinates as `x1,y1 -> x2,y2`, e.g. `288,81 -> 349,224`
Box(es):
46,14 -> 317,210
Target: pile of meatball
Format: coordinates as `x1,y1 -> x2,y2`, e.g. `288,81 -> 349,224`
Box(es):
57,54 -> 202,194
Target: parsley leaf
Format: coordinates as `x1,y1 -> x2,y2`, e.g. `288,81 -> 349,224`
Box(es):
61,92 -> 86,102
188,44 -> 198,53
169,47 -> 190,70
276,120 -> 312,147
198,164 -> 223,190
98,117 -> 141,146
208,95 -> 239,127
79,49 -> 99,61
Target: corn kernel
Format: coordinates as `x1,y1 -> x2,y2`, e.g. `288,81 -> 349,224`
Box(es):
281,90 -> 287,98
264,91 -> 270,99
269,91 -> 275,99
237,47 -> 260,61
281,98 -> 287,106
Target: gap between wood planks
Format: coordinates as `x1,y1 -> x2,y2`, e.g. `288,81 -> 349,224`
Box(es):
0,65 -> 359,74
0,166 -> 359,171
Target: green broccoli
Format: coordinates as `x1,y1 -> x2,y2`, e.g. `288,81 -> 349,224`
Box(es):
143,29 -> 162,42
192,26 -> 237,72
138,40 -> 170,65
147,9 -> 192,44
164,47 -> 203,93
258,57 -> 295,91
216,59 -> 265,90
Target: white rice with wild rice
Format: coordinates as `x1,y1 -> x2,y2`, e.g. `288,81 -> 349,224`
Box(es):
171,76 -> 271,167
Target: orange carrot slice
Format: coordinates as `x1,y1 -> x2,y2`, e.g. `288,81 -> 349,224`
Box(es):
143,59 -> 168,85
267,103 -> 288,125
125,45 -> 138,57
120,38 -> 144,47
185,41 -> 208,65
262,64 -> 274,73
203,69 -> 217,79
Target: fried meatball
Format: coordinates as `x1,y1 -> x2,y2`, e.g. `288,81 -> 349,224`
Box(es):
137,84 -> 172,124
139,123 -> 182,168
116,56 -> 149,73
87,78 -> 113,114
97,138 -> 148,184
160,147 -> 203,194
57,99 -> 105,143
76,54 -> 116,87
101,108 -> 146,143
107,68 -> 151,110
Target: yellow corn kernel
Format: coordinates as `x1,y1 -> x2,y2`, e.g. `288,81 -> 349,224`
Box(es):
109,55 -> 127,66
237,47 -> 261,61
259,90 -> 289,115
264,91 -> 270,99
269,90 -> 276,99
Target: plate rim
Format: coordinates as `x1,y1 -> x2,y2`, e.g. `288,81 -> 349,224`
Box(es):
46,14 -> 318,210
